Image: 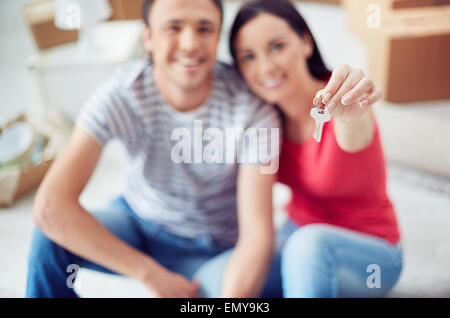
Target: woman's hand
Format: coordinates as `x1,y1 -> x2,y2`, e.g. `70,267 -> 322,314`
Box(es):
313,65 -> 382,123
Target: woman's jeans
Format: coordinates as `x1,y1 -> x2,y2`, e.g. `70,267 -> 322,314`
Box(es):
277,220 -> 403,297
26,196 -> 402,298
194,220 -> 403,298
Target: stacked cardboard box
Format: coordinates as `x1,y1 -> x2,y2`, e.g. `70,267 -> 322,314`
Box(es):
343,0 -> 450,102
344,0 -> 450,39
22,0 -> 78,50
109,0 -> 145,20
22,0 -> 144,50
369,23 -> 450,102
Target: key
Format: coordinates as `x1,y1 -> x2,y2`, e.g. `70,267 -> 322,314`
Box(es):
310,106 -> 331,142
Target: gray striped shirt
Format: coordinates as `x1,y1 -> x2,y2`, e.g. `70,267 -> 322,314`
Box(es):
76,59 -> 281,247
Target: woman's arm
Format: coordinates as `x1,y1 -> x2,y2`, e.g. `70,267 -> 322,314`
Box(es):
220,163 -> 276,297
333,108 -> 375,153
314,65 -> 382,152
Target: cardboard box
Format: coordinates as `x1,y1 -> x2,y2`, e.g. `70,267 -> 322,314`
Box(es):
0,161 -> 54,208
369,24 -> 450,102
22,0 -> 78,50
109,0 -> 145,21
343,0 -> 450,40
344,0 -> 450,102
389,0 -> 450,9
0,113 -> 70,208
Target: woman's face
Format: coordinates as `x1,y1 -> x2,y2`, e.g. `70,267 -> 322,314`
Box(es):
234,13 -> 313,106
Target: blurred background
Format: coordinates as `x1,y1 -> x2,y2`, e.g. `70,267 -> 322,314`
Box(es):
0,0 -> 449,297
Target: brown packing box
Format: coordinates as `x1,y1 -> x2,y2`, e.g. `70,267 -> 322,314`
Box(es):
389,0 -> 450,8
0,117 -> 50,208
0,113 -> 70,208
0,161 -> 54,208
369,24 -> 450,102
109,0 -> 145,21
344,0 -> 450,102
343,0 -> 450,40
22,0 -> 78,50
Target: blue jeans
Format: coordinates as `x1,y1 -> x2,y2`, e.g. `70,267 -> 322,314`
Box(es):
195,220 -> 403,298
26,196 -> 402,298
26,196 -> 238,298
278,220 -> 403,297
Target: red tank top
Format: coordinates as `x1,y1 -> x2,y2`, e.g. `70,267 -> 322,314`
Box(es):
277,118 -> 400,245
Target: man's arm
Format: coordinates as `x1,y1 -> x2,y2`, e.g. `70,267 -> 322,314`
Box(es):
33,125 -> 198,297
220,163 -> 276,297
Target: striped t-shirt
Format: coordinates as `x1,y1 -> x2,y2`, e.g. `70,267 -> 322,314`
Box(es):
76,59 -> 281,247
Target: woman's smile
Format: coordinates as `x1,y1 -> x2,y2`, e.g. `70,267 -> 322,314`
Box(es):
260,75 -> 286,89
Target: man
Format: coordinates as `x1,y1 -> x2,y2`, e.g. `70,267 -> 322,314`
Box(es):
26,0 -> 281,297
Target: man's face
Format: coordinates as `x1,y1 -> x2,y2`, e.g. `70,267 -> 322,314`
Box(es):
143,0 -> 221,92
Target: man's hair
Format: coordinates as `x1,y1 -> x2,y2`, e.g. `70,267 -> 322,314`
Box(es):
141,0 -> 224,26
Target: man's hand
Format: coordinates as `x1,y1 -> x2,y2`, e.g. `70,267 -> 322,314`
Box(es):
141,268 -> 200,298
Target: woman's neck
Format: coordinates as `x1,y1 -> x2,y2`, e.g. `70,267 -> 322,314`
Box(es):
280,77 -> 326,144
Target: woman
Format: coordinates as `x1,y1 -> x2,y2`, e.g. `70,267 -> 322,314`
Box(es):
229,0 -> 402,297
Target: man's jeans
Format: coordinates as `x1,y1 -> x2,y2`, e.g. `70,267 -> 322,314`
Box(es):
25,196 -> 282,297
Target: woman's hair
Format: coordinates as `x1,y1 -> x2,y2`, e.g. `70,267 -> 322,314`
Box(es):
229,0 -> 330,80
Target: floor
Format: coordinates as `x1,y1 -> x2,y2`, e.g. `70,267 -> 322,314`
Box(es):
1,0 -> 450,298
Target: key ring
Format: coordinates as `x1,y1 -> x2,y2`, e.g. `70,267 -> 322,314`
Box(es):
315,96 -> 325,114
